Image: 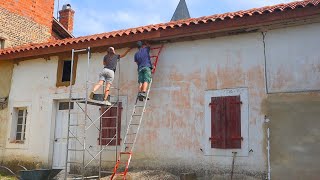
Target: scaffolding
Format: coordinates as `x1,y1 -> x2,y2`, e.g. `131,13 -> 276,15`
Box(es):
64,47 -> 121,179
63,44 -> 164,180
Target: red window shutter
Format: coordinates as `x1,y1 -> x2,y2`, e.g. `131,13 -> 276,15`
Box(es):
225,96 -> 242,149
99,102 -> 122,146
210,96 -> 242,149
210,97 -> 226,149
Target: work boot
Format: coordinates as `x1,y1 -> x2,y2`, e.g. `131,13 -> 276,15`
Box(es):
103,100 -> 112,106
89,91 -> 95,99
138,92 -> 144,101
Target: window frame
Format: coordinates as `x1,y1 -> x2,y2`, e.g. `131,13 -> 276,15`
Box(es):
204,88 -> 249,156
15,108 -> 28,142
56,54 -> 78,87
7,104 -> 31,147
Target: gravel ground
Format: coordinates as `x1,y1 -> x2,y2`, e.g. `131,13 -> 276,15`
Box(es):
101,170 -> 179,180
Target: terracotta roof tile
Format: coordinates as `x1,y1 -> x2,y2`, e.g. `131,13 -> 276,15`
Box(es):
0,0 -> 319,56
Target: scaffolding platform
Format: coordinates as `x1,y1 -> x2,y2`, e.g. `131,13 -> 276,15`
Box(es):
72,98 -> 110,107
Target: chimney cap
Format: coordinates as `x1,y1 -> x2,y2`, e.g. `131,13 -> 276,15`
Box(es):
62,4 -> 71,10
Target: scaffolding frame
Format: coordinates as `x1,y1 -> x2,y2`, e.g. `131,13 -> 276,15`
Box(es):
64,47 -> 121,180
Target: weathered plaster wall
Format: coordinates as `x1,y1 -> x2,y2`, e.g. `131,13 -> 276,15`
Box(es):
266,23 -> 320,93
263,23 -> 320,180
3,58 -> 58,165
0,61 -> 13,98
264,93 -> 320,180
0,61 -> 13,162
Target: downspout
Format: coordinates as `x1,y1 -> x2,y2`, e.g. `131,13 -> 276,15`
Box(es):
231,152 -> 237,180
265,116 -> 271,180
261,31 -> 269,94
267,127 -> 271,180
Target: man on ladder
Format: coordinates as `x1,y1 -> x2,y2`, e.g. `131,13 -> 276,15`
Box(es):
134,41 -> 152,101
110,41 -> 164,180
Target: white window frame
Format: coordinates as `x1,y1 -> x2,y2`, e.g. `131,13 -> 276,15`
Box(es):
204,88 -> 249,156
6,102 -> 31,149
14,108 -> 28,142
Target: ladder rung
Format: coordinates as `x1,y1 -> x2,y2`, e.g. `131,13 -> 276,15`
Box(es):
74,48 -> 88,52
130,123 -> 140,125
102,116 -> 118,119
69,124 -> 85,127
135,105 -> 144,107
100,137 -> 117,140
101,127 -> 117,129
120,152 -> 132,155
127,133 -> 137,135
124,142 -> 134,144
69,136 -> 85,139
100,171 -> 114,174
132,114 -> 142,116
68,149 -> 85,152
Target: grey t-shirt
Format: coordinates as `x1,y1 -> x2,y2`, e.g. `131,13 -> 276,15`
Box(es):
104,54 -> 120,72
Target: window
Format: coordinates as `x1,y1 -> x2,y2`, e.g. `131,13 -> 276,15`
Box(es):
56,55 -> 78,87
0,39 -> 5,49
62,60 -> 72,82
210,96 -> 242,149
204,88 -> 249,156
99,103 -> 122,146
58,102 -> 74,110
15,108 -> 28,142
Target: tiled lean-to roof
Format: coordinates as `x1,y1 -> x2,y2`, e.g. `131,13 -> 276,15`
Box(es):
1,0 -> 320,60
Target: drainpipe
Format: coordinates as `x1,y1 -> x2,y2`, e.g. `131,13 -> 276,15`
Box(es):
267,128 -> 271,180
265,116 -> 271,180
231,152 -> 237,180
261,31 -> 269,94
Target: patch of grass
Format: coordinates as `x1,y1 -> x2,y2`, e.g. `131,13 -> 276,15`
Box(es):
0,174 -> 16,180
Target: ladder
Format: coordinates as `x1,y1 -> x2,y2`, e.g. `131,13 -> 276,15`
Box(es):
110,44 -> 164,180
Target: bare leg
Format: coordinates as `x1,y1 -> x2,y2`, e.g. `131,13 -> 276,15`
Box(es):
104,83 -> 111,100
138,83 -> 142,92
93,80 -> 104,92
141,82 -> 148,92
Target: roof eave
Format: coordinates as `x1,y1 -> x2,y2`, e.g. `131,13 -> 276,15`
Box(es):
52,18 -> 75,39
1,5 -> 320,61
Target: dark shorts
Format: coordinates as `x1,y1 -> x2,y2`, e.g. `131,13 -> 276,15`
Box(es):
138,67 -> 152,83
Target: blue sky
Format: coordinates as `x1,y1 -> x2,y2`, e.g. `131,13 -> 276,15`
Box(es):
54,0 -> 299,37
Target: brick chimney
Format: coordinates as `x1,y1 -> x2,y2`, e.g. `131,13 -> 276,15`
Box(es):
59,4 -> 75,33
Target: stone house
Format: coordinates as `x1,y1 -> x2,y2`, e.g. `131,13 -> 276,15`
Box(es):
0,0 -> 320,179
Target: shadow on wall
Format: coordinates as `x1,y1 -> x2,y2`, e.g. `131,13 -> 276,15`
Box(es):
263,93 -> 320,180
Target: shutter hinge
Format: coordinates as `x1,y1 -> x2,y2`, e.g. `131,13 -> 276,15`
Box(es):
209,137 -> 221,142
231,136 -> 243,141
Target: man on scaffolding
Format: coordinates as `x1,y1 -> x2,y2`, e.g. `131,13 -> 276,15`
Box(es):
90,47 -> 131,105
